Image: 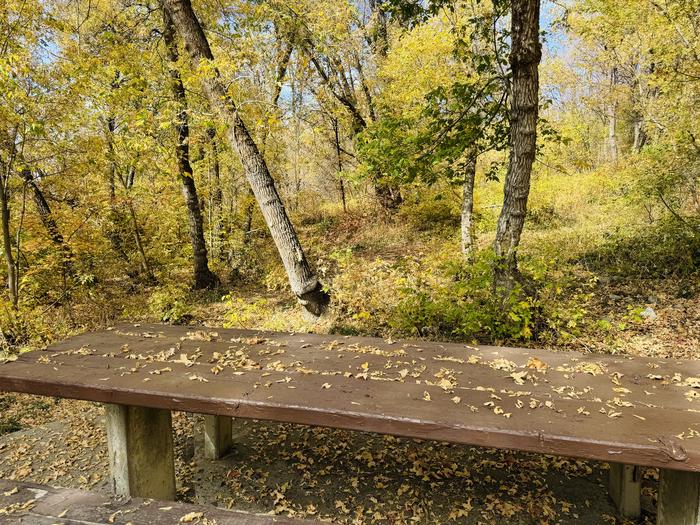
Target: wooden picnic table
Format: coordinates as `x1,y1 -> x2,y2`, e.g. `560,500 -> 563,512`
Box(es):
0,323 -> 699,524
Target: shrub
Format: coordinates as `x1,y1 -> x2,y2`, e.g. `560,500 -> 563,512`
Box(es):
148,285 -> 192,324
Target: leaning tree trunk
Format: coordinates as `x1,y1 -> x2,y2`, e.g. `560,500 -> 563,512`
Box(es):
163,8 -> 219,290
493,0 -> 541,285
19,169 -> 74,280
460,155 -> 477,260
163,0 -> 329,317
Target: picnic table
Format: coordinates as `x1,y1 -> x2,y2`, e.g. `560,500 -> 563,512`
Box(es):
0,323 -> 699,524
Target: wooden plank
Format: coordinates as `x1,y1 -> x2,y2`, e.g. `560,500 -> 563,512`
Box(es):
608,463 -> 641,518
105,404 -> 176,500
204,414 -> 233,459
0,479 -> 319,524
658,469 -> 700,525
0,323 -> 699,472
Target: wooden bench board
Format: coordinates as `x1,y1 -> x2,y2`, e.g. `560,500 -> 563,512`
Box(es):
0,323 -> 698,472
0,479 -> 319,524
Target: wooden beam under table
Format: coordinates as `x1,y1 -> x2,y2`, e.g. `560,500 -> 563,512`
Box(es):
104,404 -> 176,500
204,414 -> 233,459
657,469 -> 700,525
608,463 -> 641,519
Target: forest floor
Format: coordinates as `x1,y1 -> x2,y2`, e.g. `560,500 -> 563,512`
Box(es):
0,171 -> 698,523
0,396 -> 652,525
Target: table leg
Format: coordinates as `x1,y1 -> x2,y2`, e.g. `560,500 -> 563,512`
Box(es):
609,463 -> 641,518
203,415 -> 233,459
657,469 -> 700,525
104,404 -> 176,500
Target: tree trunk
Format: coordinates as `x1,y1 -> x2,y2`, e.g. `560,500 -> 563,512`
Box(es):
493,0 -> 541,284
607,66 -> 618,162
163,0 -> 329,317
334,118 -> 347,213
105,117 -> 130,264
461,156 -> 477,260
19,169 -> 74,279
126,200 -> 154,282
0,176 -> 18,307
374,180 -> 403,211
208,129 -> 225,261
163,8 -> 219,290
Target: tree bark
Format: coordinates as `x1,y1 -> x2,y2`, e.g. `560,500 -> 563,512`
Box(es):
208,129 -> 225,261
333,117 -> 348,213
461,156 -> 477,260
607,66 -> 618,162
493,0 -> 541,284
0,174 -> 17,307
126,199 -> 154,282
163,0 -> 329,317
163,8 -> 219,290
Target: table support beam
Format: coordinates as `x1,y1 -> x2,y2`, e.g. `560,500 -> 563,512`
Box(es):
657,469 -> 700,525
608,463 -> 641,518
104,404 -> 176,500
204,415 -> 233,459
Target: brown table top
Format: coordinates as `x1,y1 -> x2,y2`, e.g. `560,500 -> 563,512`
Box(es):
1,323 -> 699,471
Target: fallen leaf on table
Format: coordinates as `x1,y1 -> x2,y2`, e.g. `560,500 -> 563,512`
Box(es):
509,371 -> 529,385
180,512 -> 204,522
527,357 -> 548,371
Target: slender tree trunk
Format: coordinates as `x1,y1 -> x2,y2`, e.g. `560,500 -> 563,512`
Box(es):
242,190 -> 255,246
632,117 -> 646,153
105,117 -> 130,263
461,156 -> 477,260
374,181 -> 403,211
607,66 -> 618,162
334,118 -> 347,213
163,0 -> 329,317
493,0 -> 541,284
163,8 -> 219,290
19,169 -> 74,279
125,200 -> 154,282
208,129 -> 225,261
0,176 -> 17,307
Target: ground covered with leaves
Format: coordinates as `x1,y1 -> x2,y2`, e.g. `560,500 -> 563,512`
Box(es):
0,395 -> 659,524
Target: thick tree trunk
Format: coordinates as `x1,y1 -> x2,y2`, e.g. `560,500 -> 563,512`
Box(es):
461,156 -> 477,260
0,178 -> 17,307
163,9 -> 219,290
163,0 -> 329,317
493,0 -> 541,284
